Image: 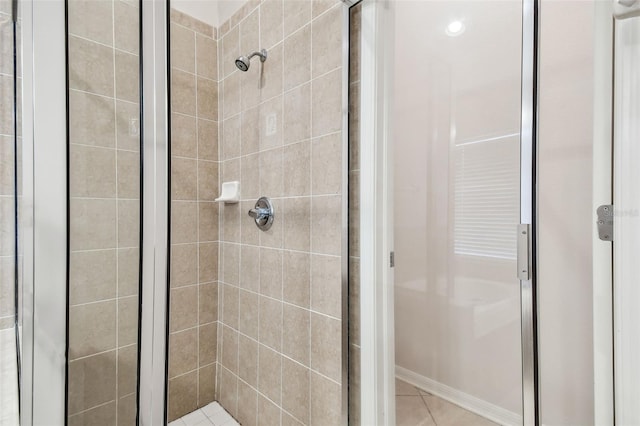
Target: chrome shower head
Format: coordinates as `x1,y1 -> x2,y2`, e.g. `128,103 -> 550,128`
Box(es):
235,56 -> 250,71
235,49 -> 267,72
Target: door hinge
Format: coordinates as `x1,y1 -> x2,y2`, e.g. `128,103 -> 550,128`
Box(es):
390,251 -> 395,268
517,224 -> 530,281
597,204 -> 614,242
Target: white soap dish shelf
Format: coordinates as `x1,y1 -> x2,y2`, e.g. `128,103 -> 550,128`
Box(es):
215,181 -> 240,204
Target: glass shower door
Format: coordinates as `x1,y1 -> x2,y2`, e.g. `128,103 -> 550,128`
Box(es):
392,1 -> 526,424
0,1 -> 21,424
66,1 -> 141,424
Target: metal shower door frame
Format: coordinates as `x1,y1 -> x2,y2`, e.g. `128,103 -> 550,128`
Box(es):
138,0 -> 171,424
21,0 -> 68,423
520,0 -> 540,424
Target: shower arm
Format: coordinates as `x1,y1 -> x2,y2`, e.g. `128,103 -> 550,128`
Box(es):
247,49 -> 268,62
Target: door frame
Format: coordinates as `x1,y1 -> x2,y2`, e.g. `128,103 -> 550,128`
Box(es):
358,0 -> 540,425
592,1 -> 614,424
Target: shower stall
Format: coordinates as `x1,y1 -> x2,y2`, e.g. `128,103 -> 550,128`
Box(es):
4,0 -> 349,424
3,0 -> 640,425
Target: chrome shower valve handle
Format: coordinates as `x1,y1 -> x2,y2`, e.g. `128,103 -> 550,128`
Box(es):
248,197 -> 274,231
247,207 -> 268,220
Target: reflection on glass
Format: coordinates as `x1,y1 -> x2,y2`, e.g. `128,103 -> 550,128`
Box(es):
393,1 -> 523,424
0,1 -> 21,424
66,1 -> 141,424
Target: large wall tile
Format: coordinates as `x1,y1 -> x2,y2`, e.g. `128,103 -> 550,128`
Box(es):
69,36 -> 114,97
282,358 -> 310,424
238,334 -> 258,387
68,351 -> 117,415
260,0 -> 284,49
70,199 -> 117,251
70,145 -> 117,198
68,0 -> 113,46
215,1 -> 345,423
168,12 -> 219,410
311,5 -> 341,78
115,51 -> 140,103
69,249 -> 117,305
169,328 -> 198,377
168,371 -> 198,420
69,301 -> 117,359
284,0 -> 311,37
171,22 -> 196,73
283,304 -> 310,365
69,90 -> 116,148
197,34 -> 217,80
258,345 -> 282,405
310,312 -> 341,382
284,25 -> 311,91
283,83 -> 311,145
309,371 -> 341,425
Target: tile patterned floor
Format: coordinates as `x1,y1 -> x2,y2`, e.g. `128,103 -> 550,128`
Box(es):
170,402 -> 240,426
396,379 -> 499,426
174,381 -> 498,426
0,327 -> 19,426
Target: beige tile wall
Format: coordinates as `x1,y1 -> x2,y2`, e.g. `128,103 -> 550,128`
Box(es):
348,4 -> 361,425
168,9 -> 220,422
66,1 -> 141,424
215,0 -> 344,424
0,7 -> 16,332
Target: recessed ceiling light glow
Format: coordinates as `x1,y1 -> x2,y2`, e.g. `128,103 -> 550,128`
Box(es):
446,20 -> 465,37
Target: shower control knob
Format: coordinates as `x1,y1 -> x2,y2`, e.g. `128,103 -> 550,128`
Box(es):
248,197 -> 274,231
248,207 -> 267,220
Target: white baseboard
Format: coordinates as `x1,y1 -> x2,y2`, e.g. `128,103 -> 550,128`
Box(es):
396,366 -> 522,426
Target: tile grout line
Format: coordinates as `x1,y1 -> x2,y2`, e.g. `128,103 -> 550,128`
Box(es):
195,21 -> 201,409
111,1 -> 120,422
308,6 -> 315,420
235,19 -> 244,417
279,0 -> 285,422
419,393 -> 438,426
236,27 -> 242,409
215,23 -> 222,406
68,86 -> 139,105
69,141 -> 140,154
252,5 -> 262,424
69,294 -> 138,309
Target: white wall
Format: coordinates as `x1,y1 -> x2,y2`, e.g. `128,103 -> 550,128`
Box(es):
171,0 -> 245,28
171,0 -> 219,27
537,1 -> 596,424
217,0 -> 247,26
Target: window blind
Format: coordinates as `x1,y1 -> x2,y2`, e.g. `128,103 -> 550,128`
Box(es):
453,134 -> 520,260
